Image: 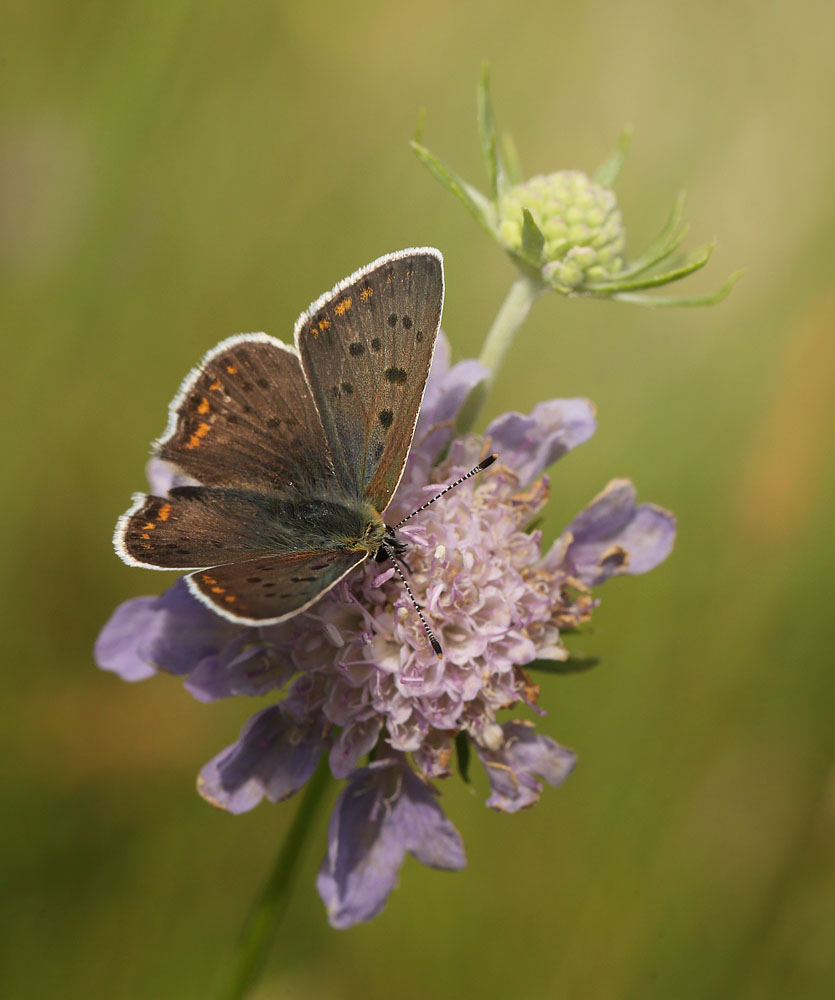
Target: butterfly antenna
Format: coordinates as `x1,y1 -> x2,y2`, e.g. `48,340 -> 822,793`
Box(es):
394,453 -> 498,529
384,550 -> 443,659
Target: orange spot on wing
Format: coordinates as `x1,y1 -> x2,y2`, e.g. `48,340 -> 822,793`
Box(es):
223,595 -> 236,603
141,533 -> 150,540
201,575 -> 217,585
226,365 -> 238,374
334,297 -> 353,316
210,586 -> 225,594
318,317 -> 331,331
142,522 -> 155,530
209,379 -> 222,391
187,421 -> 213,448
360,287 -> 373,301
157,503 -> 172,521
196,397 -> 210,414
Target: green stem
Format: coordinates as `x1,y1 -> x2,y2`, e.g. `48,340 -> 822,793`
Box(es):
456,271 -> 544,433
211,758 -> 332,1000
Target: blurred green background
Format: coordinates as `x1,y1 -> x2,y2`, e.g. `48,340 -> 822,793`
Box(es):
3,1 -> 834,997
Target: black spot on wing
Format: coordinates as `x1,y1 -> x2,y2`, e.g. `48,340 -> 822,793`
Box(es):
378,409 -> 394,429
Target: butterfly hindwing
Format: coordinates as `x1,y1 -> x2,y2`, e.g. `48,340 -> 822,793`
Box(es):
115,486 -> 348,570
296,248 -> 443,512
156,333 -> 335,492
187,549 -> 367,624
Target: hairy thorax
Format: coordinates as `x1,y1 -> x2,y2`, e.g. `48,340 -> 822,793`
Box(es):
263,494 -> 387,555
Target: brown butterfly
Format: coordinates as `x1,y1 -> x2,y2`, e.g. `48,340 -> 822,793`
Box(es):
114,249 -> 450,651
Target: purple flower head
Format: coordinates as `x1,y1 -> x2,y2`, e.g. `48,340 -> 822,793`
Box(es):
97,332 -> 676,927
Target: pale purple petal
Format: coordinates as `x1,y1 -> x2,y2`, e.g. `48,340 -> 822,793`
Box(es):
477,722 -> 576,812
145,457 -> 200,495
94,596 -> 161,681
548,478 -> 676,586
197,705 -> 326,814
423,328 -> 452,390
316,757 -> 466,928
329,718 -> 383,779
95,579 -> 234,680
139,579 -> 236,675
396,765 -> 467,869
413,331 -> 488,466
184,633 -> 294,702
486,398 -> 596,485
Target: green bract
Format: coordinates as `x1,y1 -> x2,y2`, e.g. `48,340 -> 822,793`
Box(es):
412,65 -> 742,307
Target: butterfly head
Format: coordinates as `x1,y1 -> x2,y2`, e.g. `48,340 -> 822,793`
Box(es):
345,507 -> 389,557
374,527 -> 407,563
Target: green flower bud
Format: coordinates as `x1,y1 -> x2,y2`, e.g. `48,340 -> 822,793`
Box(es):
497,171 -> 626,290
413,65 -> 742,307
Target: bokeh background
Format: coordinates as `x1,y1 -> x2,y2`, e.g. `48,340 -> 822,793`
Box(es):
3,1 -> 834,997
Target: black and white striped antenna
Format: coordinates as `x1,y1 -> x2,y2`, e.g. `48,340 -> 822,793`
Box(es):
394,453 -> 497,529
385,453 -> 498,657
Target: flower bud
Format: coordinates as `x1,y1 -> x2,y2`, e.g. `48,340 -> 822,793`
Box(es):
498,171 -> 626,290
413,66 -> 741,307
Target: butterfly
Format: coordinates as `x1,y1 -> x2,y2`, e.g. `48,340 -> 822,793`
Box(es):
114,248 -> 448,651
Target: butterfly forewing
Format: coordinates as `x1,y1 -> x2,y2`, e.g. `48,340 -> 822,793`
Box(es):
188,549 -> 367,624
156,333 -> 335,492
296,249 -> 443,512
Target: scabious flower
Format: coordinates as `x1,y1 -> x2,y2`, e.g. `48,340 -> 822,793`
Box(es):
412,64 -> 742,306
96,334 -> 675,928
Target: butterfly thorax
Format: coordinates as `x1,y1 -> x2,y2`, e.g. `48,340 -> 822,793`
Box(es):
258,492 -> 387,555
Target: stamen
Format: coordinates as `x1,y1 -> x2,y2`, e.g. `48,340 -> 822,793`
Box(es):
394,453 -> 498,529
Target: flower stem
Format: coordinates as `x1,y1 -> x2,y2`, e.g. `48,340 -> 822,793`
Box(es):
456,271 -> 545,433
211,758 -> 331,1000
